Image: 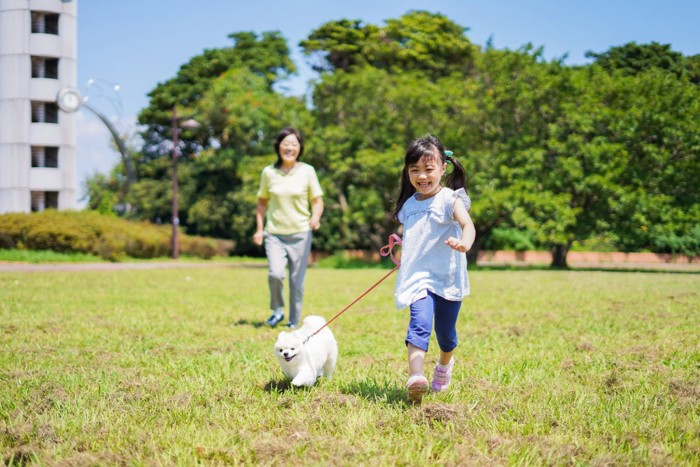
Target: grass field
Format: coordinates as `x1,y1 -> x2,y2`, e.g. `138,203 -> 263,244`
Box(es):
1,265 -> 698,465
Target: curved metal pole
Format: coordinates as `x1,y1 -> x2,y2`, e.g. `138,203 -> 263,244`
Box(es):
81,101 -> 137,187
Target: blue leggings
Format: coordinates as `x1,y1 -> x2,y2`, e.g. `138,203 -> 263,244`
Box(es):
405,291 -> 461,352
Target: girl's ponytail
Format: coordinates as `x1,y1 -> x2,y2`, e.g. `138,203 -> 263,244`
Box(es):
444,153 -> 467,192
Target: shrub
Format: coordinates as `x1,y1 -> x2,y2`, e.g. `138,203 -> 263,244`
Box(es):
651,225 -> 700,257
482,228 -> 537,251
0,210 -> 235,261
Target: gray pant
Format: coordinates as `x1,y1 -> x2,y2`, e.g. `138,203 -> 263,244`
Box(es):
264,231 -> 313,325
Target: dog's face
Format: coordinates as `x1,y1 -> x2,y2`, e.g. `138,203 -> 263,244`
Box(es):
274,331 -> 304,363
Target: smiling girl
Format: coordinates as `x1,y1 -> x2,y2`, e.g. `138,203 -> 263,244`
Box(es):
390,134 -> 476,404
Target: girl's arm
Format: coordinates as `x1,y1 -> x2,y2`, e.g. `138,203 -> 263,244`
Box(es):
252,198 -> 268,245
445,197 -> 476,253
309,196 -> 324,230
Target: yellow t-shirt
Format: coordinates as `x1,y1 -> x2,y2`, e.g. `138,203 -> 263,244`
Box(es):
257,162 -> 323,235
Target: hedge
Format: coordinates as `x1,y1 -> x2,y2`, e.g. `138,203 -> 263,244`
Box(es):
0,210 -> 235,261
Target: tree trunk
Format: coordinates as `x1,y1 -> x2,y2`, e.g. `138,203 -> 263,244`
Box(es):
550,242 -> 571,269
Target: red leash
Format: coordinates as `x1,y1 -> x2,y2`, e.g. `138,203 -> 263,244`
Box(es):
303,234 -> 402,343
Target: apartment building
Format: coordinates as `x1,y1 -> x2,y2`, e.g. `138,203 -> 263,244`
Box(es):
0,0 -> 78,213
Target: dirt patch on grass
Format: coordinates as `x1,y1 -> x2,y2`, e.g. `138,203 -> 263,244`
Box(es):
53,451 -> 128,467
416,402 -> 468,425
669,379 -> 700,403
34,382 -> 69,414
576,341 -> 596,352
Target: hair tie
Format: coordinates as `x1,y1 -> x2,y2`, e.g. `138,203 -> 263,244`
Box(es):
444,150 -> 453,158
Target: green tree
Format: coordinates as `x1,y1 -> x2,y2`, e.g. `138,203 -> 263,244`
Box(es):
310,66 -> 459,250
301,11 -> 475,80
198,67 -> 309,154
585,41 -> 700,84
138,31 -> 296,160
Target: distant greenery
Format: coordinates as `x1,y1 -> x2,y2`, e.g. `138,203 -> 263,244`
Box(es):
1,267 -> 698,464
0,248 -> 102,263
0,210 -> 234,261
84,12 -> 700,267
315,252 -> 396,269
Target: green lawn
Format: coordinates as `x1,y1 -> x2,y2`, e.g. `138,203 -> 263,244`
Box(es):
1,266 -> 698,465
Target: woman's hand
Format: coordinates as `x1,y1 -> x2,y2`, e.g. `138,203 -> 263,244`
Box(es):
252,230 -> 264,246
309,218 -> 321,230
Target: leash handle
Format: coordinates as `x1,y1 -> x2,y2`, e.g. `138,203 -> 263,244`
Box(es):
379,233 -> 402,266
303,233 -> 402,344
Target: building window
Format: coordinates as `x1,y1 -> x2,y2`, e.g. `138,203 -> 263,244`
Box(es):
31,147 -> 59,168
31,57 -> 59,79
31,101 -> 59,123
31,191 -> 59,211
31,12 -> 59,35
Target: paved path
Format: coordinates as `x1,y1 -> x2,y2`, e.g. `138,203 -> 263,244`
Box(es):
0,261 -> 264,272
0,260 -> 697,273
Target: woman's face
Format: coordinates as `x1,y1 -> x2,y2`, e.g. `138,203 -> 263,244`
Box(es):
279,134 -> 301,166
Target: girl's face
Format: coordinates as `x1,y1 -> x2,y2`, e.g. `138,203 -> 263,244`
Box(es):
279,134 -> 301,167
408,154 -> 446,200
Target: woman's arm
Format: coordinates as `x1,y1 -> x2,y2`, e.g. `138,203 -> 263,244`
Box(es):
309,196 -> 324,230
252,198 -> 268,245
445,197 -> 476,253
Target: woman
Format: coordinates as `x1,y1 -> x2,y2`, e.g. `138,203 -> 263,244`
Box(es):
253,127 -> 324,328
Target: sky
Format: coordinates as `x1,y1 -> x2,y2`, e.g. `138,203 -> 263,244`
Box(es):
75,0 -> 700,203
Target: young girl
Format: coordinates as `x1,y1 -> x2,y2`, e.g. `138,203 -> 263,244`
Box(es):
391,135 -> 476,404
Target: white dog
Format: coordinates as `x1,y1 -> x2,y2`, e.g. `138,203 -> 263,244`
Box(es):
274,315 -> 338,387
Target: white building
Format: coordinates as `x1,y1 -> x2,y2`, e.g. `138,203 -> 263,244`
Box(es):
0,0 -> 78,213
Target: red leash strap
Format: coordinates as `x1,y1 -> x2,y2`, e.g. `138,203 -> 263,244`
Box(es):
304,234 -> 402,343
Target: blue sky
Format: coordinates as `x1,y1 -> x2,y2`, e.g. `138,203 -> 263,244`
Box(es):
75,0 -> 699,199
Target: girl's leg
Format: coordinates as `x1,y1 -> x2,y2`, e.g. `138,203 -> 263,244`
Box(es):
432,295 -> 461,391
405,292 -> 435,372
433,294 -> 461,356
438,349 -> 454,366
405,293 -> 435,404
407,344 -> 426,376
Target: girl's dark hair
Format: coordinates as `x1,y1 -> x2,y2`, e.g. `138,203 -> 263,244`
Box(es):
273,127 -> 304,168
391,135 -> 467,221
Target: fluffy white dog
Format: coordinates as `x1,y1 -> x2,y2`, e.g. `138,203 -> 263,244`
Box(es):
274,315 -> 338,387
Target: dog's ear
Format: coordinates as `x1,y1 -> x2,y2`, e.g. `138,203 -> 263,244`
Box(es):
277,331 -> 288,338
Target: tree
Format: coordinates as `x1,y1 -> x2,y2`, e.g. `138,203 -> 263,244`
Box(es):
310,66 -> 460,250
109,31 -> 303,237
585,41 -> 694,81
138,31 -> 296,160
198,68 -> 309,154
451,46 -> 576,265
301,11 -> 476,80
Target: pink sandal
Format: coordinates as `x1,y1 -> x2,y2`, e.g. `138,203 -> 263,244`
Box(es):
407,374 -> 429,404
431,358 -> 454,392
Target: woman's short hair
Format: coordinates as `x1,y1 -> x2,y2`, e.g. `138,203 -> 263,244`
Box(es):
273,127 -> 304,167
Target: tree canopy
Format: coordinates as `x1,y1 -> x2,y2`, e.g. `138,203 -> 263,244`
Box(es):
85,12 -> 700,264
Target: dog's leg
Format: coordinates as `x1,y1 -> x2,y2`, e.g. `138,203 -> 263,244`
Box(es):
323,345 -> 338,380
291,370 -> 317,387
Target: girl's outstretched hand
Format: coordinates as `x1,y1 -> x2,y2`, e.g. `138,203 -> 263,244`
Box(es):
445,237 -> 469,252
